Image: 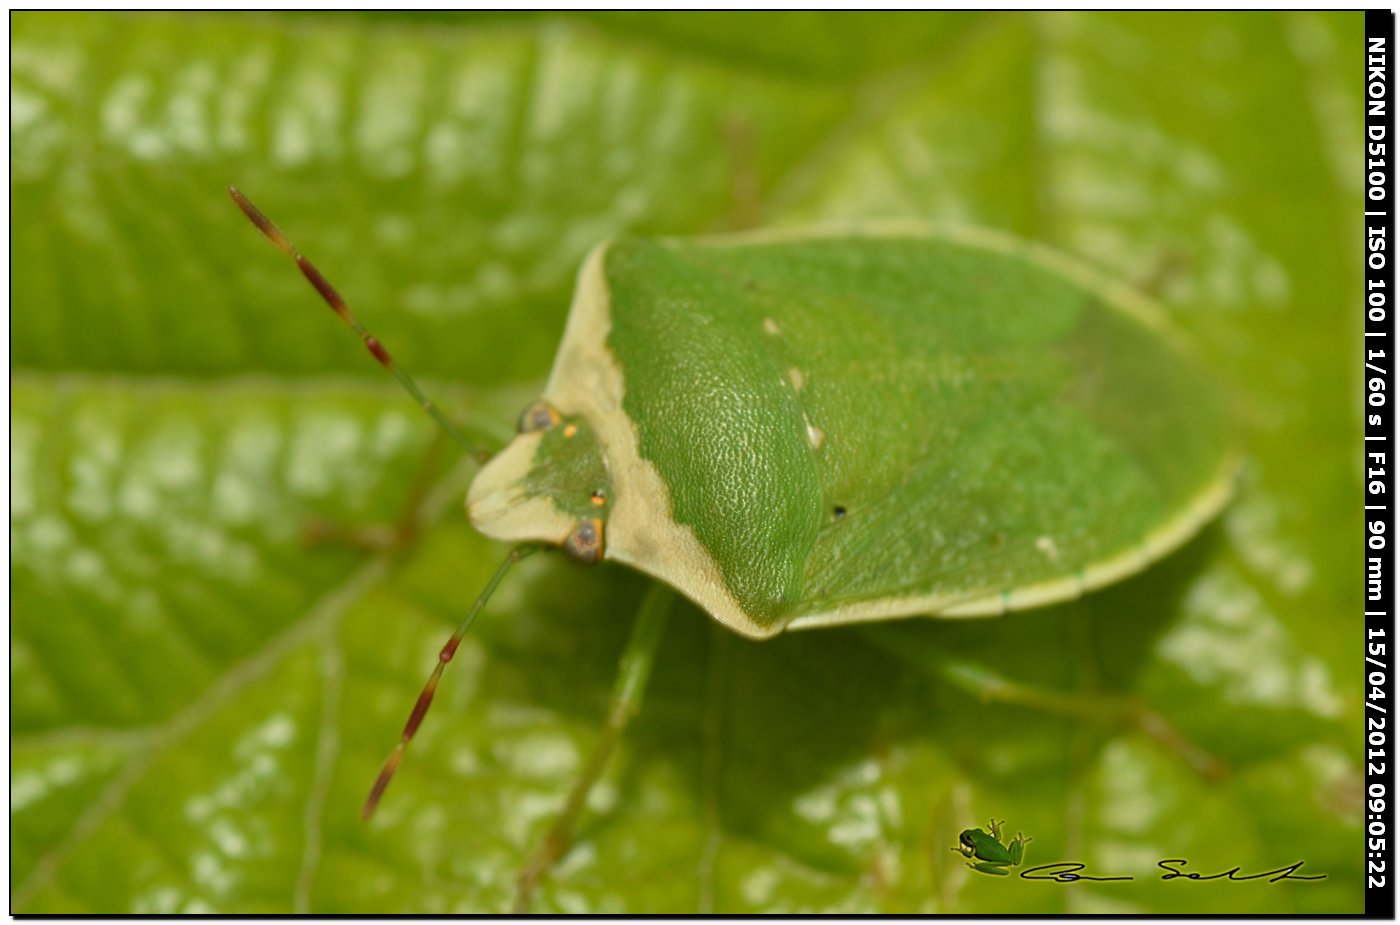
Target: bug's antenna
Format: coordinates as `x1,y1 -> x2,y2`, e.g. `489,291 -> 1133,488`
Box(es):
228,186 -> 490,464
362,544 -> 539,819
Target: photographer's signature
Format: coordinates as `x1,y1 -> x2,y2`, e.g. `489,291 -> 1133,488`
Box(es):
1021,860 -> 1326,884
952,818 -> 1326,883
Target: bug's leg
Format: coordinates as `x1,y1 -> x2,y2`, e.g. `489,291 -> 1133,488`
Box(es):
1009,835 -> 1029,866
987,818 -> 1003,841
302,428 -> 450,553
1132,248 -> 1191,300
720,116 -> 763,231
926,655 -> 1228,781
514,583 -> 675,912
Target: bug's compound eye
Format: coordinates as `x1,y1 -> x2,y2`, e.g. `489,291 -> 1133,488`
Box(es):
959,831 -> 975,847
518,401 -> 561,433
563,517 -> 605,565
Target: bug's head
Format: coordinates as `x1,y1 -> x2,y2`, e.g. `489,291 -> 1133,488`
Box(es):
467,401 -> 612,565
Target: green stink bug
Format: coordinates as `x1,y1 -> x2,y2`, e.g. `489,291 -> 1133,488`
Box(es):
229,189 -> 1232,907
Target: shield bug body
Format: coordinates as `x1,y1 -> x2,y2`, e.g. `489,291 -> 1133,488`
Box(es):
472,229 -> 1233,636
230,191 -> 1233,906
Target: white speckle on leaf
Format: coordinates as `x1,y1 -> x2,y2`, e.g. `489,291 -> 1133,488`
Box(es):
212,415 -> 281,525
187,714 -> 296,824
451,746 -> 483,776
146,426 -> 202,490
210,818 -> 249,858
10,85 -> 46,133
556,891 -> 592,915
791,759 -> 889,855
554,839 -> 597,878
11,752 -> 107,812
1096,740 -> 1160,833
165,62 -> 215,154
503,791 -> 567,846
377,214 -> 414,247
787,367 -> 805,391
1226,494 -> 1312,595
192,849 -> 236,896
132,886 -> 182,915
26,515 -> 73,556
257,713 -> 296,749
589,779 -> 619,815
1036,536 -> 1060,561
1161,573 -> 1341,716
829,795 -> 881,848
878,784 -> 903,829
743,867 -> 780,905
10,418 -> 39,517
286,415 -> 363,497
102,75 -> 167,160
476,261 -> 517,302
496,730 -> 579,778
11,772 -> 43,811
64,547 -> 106,589
48,756 -> 81,786
806,422 -> 825,450
118,480 -> 158,520
615,187 -> 649,220
763,317 -> 780,336
211,472 -> 257,523
69,450 -> 117,522
794,785 -> 837,824
1297,658 -> 1344,718
272,102 -> 316,164
1300,743 -> 1363,822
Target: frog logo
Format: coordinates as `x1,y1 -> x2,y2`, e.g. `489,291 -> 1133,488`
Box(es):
952,818 -> 1032,876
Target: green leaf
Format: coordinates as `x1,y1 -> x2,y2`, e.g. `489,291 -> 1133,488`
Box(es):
12,11 -> 1363,913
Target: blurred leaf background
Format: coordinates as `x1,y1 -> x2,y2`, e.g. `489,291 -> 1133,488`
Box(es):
11,11 -> 1363,913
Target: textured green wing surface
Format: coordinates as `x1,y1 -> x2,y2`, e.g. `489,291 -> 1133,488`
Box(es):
603,234 -> 1231,630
